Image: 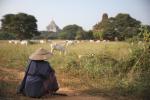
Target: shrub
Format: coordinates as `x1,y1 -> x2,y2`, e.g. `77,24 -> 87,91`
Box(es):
0,32 -> 16,40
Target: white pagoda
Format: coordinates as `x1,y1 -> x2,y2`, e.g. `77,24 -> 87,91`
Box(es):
46,20 -> 60,32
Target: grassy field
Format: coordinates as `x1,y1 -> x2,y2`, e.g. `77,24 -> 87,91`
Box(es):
0,40 -> 149,100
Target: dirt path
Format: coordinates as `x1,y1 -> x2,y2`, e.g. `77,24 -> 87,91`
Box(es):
0,67 -> 24,81
45,96 -> 107,100
42,87 -> 107,100
0,67 -> 135,100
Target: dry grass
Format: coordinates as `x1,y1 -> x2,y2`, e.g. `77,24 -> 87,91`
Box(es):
0,40 -> 143,100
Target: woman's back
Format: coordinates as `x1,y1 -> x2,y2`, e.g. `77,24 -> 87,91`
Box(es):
25,60 -> 53,97
17,48 -> 59,98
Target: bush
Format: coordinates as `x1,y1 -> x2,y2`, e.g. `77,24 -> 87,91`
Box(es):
0,32 -> 16,40
62,43 -> 150,99
64,53 -> 119,84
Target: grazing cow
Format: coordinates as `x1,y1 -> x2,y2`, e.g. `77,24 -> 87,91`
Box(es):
102,40 -> 106,42
8,40 -> 20,44
76,40 -> 80,43
47,40 -> 52,43
29,40 -> 39,44
50,43 -> 66,55
8,40 -> 13,43
39,40 -> 46,44
89,40 -> 94,43
95,40 -> 100,43
13,40 -> 20,44
20,40 -> 28,46
65,40 -> 76,46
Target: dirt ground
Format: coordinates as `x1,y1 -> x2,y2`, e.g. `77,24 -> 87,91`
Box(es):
0,67 -> 139,100
0,86 -> 122,100
42,87 -> 109,100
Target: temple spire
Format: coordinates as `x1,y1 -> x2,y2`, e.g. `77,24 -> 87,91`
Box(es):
46,19 -> 60,32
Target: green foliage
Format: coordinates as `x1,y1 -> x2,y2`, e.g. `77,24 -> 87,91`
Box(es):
93,32 -> 103,40
75,29 -> 85,40
59,24 -> 92,40
0,31 -> 16,40
1,13 -> 39,39
84,30 -> 94,40
139,25 -> 150,42
126,45 -> 150,99
125,25 -> 150,43
93,13 -> 141,40
0,41 -> 149,99
59,31 -> 70,39
63,43 -> 150,99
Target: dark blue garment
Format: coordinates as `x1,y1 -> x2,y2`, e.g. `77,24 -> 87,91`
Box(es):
18,60 -> 54,98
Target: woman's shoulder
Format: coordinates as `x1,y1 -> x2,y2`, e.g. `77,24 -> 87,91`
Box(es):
40,61 -> 51,68
30,60 -> 50,66
43,60 -> 50,65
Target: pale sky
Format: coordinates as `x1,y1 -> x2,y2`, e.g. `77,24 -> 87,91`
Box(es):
0,0 -> 150,31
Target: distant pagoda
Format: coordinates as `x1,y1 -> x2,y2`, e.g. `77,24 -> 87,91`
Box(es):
93,13 -> 109,32
46,20 -> 60,32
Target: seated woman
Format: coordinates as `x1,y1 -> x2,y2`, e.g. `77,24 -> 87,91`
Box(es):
17,48 -> 59,98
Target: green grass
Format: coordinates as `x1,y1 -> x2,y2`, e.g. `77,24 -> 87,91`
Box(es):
0,40 -> 149,100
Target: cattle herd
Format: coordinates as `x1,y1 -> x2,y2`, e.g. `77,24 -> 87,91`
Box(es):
7,39 -> 111,55
7,39 -> 143,56
8,39 -> 110,45
7,39 -> 106,53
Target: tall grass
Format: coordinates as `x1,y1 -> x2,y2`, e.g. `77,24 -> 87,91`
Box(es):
0,41 -> 149,99
62,42 -> 150,99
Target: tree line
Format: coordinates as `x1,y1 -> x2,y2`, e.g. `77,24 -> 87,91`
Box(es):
93,13 -> 150,41
0,12 -> 149,41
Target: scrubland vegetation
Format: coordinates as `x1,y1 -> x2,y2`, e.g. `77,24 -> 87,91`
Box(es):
0,41 -> 149,100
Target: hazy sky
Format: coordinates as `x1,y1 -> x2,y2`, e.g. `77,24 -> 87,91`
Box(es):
0,0 -> 150,31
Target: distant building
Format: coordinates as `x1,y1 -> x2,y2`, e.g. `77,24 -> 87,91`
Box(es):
93,13 -> 109,32
46,20 -> 60,32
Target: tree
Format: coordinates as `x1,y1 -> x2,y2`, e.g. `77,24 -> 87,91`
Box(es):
139,25 -> 150,42
59,24 -> 85,40
114,13 -> 141,39
93,13 -> 141,40
1,13 -> 39,39
75,30 -> 84,40
83,30 -> 94,40
0,31 -> 16,40
93,31 -> 103,40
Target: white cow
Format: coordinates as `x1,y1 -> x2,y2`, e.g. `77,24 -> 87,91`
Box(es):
50,43 -> 66,55
8,40 -> 20,44
102,40 -> 106,42
95,40 -> 100,43
66,40 -> 76,46
8,40 -> 13,43
47,40 -> 52,43
39,40 -> 46,44
12,40 -> 20,44
76,40 -> 80,43
14,40 -> 20,44
89,40 -> 94,43
20,40 -> 28,46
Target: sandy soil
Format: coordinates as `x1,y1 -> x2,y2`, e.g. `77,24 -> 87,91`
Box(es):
0,67 -> 138,100
42,87 -> 109,100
